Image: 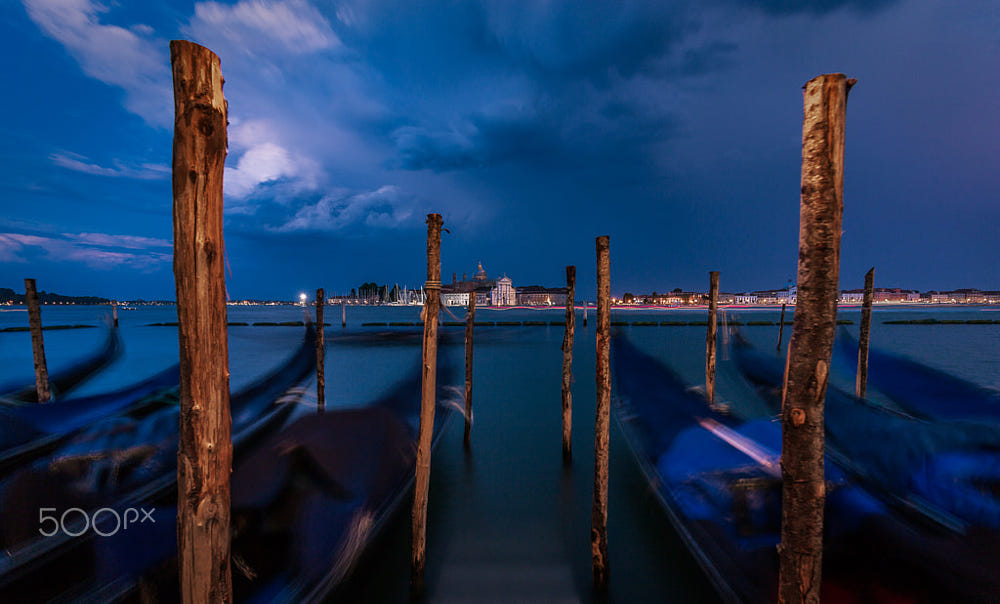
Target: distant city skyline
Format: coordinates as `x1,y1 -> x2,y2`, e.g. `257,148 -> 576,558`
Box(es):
1,1 -> 997,300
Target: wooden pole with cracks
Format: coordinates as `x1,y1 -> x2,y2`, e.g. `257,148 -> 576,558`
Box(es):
316,288 -> 325,413
561,265 -> 576,463
706,271 -> 719,404
24,278 -> 50,403
856,268 -> 874,399
411,213 -> 443,596
464,289 -> 475,448
778,73 -> 854,604
171,40 -> 232,604
592,236 -> 611,590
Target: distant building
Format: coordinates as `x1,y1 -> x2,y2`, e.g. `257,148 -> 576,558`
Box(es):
734,293 -> 758,305
948,288 -> 984,304
516,285 -> 568,306
492,275 -> 515,306
840,290 -> 864,304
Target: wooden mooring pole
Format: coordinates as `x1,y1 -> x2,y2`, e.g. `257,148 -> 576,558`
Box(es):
170,39 -> 232,604
592,236 -> 611,590
856,268 -> 874,399
24,278 -> 50,403
316,288 -> 325,413
583,300 -> 588,327
463,289 -> 475,448
706,271 -> 719,404
777,303 -> 787,352
561,265 -> 576,463
341,300 -> 346,328
778,72 -> 853,604
112,300 -> 119,328
412,213 -> 443,596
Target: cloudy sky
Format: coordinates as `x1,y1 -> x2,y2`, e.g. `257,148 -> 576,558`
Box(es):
1,0 -> 997,299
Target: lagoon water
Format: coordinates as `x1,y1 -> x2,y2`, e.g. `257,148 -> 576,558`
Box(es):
1,304 -> 997,602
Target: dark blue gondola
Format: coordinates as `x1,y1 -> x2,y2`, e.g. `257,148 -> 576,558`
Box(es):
82,350 -> 457,603
0,363 -> 179,475
733,334 -> 1000,534
834,327 -> 1000,422
616,332 -> 999,602
0,325 -> 316,600
0,326 -> 123,404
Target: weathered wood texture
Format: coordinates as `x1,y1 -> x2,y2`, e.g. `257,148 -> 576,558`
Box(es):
171,39 -> 232,604
778,73 -> 854,604
24,278 -> 50,403
464,290 -> 475,448
561,265 -> 576,462
777,303 -> 787,352
411,213 -> 443,595
856,268 -> 874,398
592,236 -> 611,590
706,271 -> 719,404
316,288 -> 325,413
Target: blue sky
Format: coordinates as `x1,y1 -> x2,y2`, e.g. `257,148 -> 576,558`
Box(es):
1,0 -> 997,299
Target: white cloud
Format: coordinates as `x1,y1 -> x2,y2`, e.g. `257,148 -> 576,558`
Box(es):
50,151 -> 169,180
277,185 -> 417,232
224,143 -> 321,201
63,232 -> 171,249
0,231 -> 170,270
23,0 -> 171,126
188,0 -> 340,55
223,119 -> 323,201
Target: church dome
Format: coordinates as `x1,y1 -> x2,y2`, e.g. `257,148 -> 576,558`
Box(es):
474,262 -> 487,280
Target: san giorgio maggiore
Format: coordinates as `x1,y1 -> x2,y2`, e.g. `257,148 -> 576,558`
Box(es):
440,263 -> 567,307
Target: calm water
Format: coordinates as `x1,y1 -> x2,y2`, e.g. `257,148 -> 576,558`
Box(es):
1,304 -> 997,602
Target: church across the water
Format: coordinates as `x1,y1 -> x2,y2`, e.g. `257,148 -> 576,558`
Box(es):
441,262 -> 515,306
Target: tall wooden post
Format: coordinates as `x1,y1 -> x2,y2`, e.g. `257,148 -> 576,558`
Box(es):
777,303 -> 787,352
463,290 -> 475,448
341,300 -> 346,328
706,271 -> 720,404
856,267 -> 874,398
583,300 -> 588,327
778,73 -> 854,604
561,265 -> 576,463
171,40 -> 232,604
316,288 -> 325,413
112,300 -> 119,328
592,236 -> 611,590
411,213 -> 442,596
24,278 -> 50,403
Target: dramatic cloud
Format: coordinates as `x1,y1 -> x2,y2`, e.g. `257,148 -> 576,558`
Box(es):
276,185 -> 419,232
223,119 -> 324,202
22,0 -> 171,126
0,231 -> 170,270
9,0 -> 996,298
